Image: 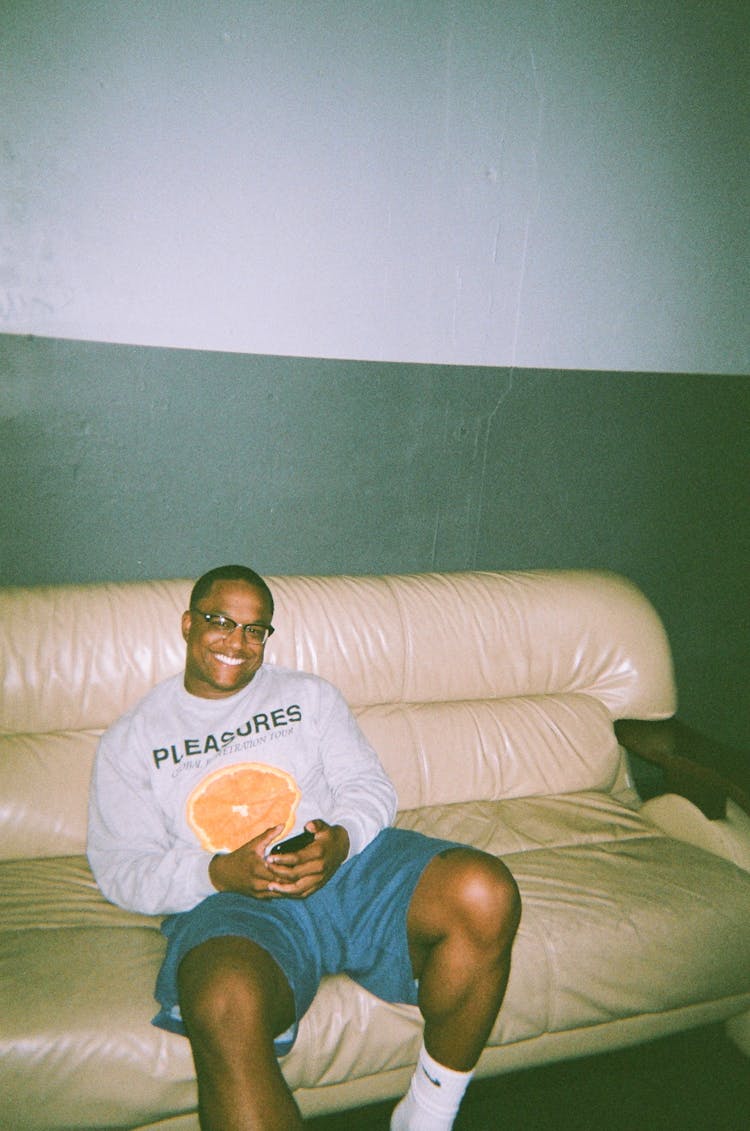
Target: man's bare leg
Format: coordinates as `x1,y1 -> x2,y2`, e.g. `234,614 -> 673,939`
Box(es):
178,936 -> 304,1131
393,848 -> 521,1129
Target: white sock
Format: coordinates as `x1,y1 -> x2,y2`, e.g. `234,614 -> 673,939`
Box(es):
390,1044 -> 474,1131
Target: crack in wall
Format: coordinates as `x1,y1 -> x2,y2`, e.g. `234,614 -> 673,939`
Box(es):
470,373 -> 516,567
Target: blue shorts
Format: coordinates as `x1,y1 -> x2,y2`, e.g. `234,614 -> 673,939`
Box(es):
152,828 -> 463,1055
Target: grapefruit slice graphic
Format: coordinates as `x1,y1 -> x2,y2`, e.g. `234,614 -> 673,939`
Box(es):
187,762 -> 301,853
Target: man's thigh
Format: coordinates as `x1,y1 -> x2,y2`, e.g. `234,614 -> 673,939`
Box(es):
333,828 -> 464,1004
152,829 -> 463,1050
153,890 -> 326,1054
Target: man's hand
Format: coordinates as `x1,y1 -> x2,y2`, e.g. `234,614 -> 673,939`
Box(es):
267,819 -> 349,898
208,825 -> 285,899
208,820 -> 349,900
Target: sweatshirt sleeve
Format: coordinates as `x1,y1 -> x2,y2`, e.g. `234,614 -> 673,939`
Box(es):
87,720 -> 216,916
314,681 -> 398,857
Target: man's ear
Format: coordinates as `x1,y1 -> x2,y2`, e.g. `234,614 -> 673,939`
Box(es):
181,610 -> 193,642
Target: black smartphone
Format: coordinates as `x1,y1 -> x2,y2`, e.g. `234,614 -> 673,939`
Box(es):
269,829 -> 315,855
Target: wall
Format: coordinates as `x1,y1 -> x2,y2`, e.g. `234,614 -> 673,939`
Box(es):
1,0 -> 748,372
2,334 -> 748,752
1,4 -> 748,749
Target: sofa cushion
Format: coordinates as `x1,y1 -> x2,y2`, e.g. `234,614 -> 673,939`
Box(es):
0,570 -> 675,736
3,794 -> 749,1130
356,693 -> 621,810
268,570 -> 676,716
397,796 -> 750,1036
0,732 -> 99,860
0,693 -> 623,861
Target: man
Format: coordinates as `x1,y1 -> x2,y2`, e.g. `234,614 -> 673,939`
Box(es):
88,564 -> 520,1131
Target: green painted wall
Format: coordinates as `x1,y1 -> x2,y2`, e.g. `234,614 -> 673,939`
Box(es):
1,334 -> 748,752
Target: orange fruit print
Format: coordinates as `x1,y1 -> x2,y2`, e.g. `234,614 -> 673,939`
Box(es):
187,762 -> 301,853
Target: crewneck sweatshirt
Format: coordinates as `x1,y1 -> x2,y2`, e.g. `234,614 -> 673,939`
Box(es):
87,664 -> 397,915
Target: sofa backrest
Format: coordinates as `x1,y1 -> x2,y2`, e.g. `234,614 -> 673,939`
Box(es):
0,569 -> 676,861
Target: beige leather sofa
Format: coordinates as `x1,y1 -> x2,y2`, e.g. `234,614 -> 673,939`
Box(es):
2,569 -> 749,1131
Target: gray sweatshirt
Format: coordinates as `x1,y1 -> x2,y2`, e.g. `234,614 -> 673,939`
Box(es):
87,664 -> 397,915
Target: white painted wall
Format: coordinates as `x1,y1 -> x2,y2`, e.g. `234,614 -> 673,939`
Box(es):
1,1 -> 748,372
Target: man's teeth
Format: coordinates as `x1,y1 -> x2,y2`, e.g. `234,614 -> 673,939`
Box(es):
215,654 -> 244,666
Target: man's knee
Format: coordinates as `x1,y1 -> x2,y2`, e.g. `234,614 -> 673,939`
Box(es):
448,850 -> 520,946
178,936 -> 294,1040
414,849 -> 521,955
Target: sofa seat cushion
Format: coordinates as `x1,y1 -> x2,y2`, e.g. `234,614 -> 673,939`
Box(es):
396,795 -> 750,1041
2,795 -> 750,1129
0,858 -> 195,1131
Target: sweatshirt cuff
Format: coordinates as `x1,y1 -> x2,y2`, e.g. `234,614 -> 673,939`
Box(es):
190,852 -> 218,902
332,814 -> 379,859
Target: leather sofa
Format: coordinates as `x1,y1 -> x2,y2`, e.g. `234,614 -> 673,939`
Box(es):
1,568 -> 749,1130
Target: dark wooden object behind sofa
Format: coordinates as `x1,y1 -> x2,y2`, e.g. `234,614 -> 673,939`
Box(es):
615,718 -> 750,821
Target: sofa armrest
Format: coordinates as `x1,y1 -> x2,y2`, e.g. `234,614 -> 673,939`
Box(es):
614,718 -> 750,821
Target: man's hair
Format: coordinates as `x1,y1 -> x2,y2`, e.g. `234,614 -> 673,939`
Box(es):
189,565 -> 275,618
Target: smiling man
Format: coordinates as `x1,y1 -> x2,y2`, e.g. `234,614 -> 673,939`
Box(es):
182,570 -> 274,698
88,564 -> 520,1131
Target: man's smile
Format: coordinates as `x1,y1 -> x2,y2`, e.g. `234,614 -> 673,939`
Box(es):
213,653 -> 246,667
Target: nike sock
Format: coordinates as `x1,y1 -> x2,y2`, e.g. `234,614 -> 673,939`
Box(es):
390,1044 -> 474,1131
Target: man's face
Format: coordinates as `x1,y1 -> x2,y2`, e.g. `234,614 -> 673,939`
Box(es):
181,579 -> 273,699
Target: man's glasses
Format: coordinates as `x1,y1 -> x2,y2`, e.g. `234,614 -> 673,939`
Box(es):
191,610 -> 274,646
